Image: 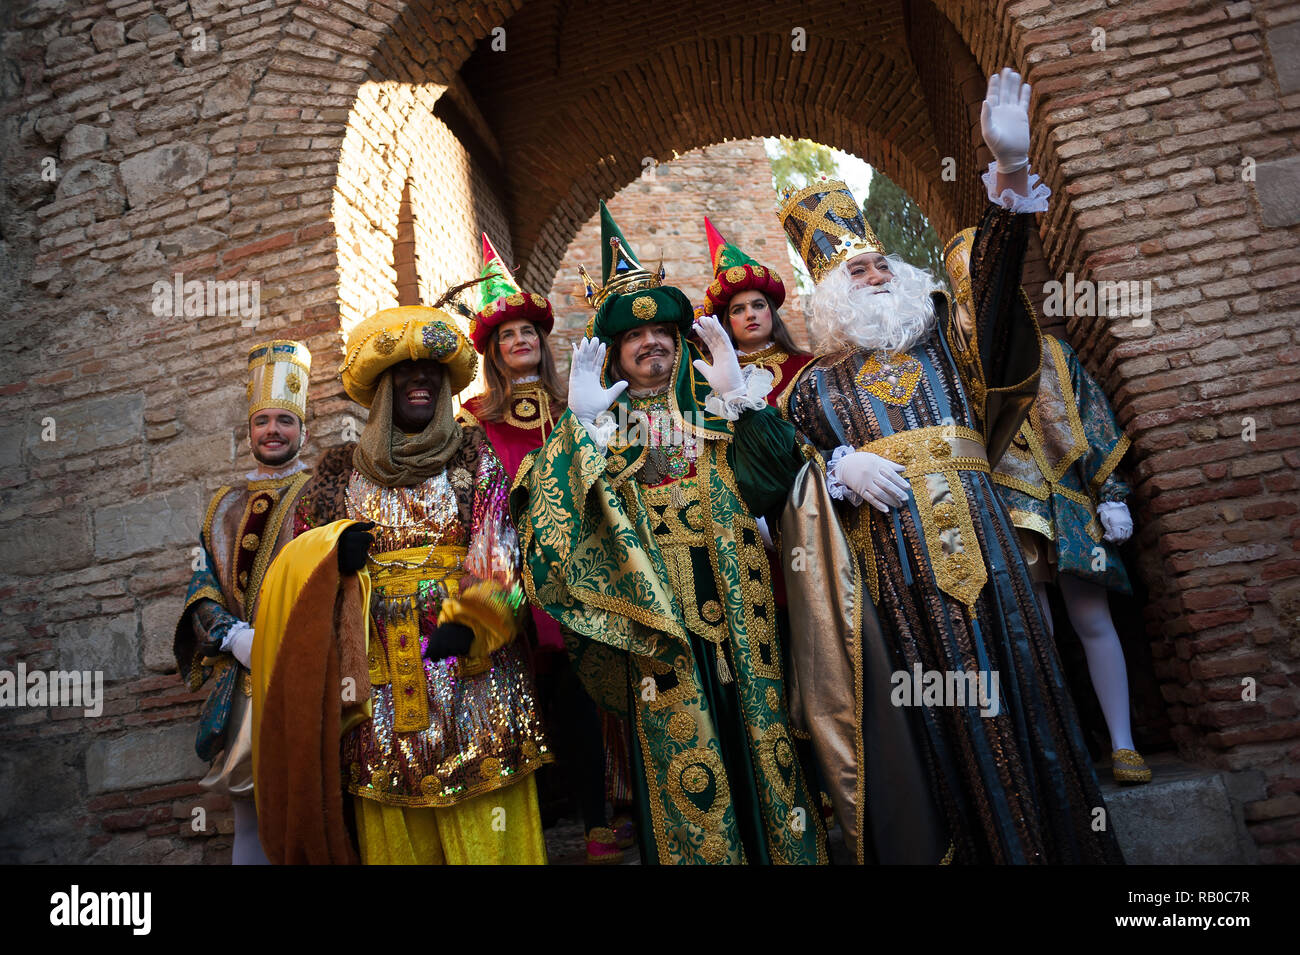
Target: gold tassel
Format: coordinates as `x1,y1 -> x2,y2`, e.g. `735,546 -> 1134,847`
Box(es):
715,641 -> 733,685
671,480 -> 687,510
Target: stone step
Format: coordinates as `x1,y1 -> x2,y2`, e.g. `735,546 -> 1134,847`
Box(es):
1099,752 -> 1259,864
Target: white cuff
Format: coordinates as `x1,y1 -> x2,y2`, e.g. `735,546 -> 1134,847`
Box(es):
579,411 -> 618,451
756,516 -> 775,551
981,159 -> 1051,214
1097,501 -> 1133,542
704,365 -> 773,421
224,622 -> 255,668
826,445 -> 864,507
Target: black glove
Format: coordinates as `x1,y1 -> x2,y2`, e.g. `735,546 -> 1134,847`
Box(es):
425,622 -> 474,662
337,521 -> 375,575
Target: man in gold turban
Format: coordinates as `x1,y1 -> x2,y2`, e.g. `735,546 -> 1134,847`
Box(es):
252,304 -> 552,864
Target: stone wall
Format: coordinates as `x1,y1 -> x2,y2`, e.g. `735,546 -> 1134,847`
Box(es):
544,139 -> 808,361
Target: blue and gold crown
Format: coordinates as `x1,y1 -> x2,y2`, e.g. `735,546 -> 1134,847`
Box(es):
778,178 -> 885,284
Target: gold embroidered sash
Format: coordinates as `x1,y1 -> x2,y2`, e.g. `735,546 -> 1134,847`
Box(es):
858,424 -> 990,609
366,544 -> 466,733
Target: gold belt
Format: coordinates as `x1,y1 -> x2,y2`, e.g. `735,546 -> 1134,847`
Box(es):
366,544 -> 467,733
860,424 -> 990,478
856,425 -> 989,609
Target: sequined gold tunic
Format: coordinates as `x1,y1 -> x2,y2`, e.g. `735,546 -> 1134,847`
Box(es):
324,430 -> 551,808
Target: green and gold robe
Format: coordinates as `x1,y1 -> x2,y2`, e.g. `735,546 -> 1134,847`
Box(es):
514,350 -> 826,865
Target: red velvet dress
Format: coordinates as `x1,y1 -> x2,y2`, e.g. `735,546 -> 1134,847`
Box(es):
459,380 -> 565,649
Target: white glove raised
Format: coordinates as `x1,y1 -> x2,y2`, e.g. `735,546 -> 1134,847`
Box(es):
980,67 -> 1032,174
223,621 -> 255,668
832,450 -> 910,513
567,338 -> 628,426
1098,501 -> 1133,543
691,314 -> 746,398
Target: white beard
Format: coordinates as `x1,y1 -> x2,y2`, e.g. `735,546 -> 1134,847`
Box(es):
808,257 -> 941,353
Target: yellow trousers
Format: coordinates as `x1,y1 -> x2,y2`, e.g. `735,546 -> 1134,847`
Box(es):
355,775 -> 547,865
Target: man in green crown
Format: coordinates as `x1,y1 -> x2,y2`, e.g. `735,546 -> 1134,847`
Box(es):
513,202 -> 825,864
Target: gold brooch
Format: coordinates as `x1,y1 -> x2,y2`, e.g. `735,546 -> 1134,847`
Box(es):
480,756 -> 502,780
701,599 -> 723,624
725,265 -> 747,283
701,833 -> 728,863
632,295 -> 658,320
529,293 -> 546,308
933,501 -> 958,529
241,533 -> 260,551
681,764 -> 709,794
252,498 -> 269,514
505,293 -> 525,307
928,435 -> 951,458
285,373 -> 301,393
668,711 -> 696,741
374,330 -> 399,355
856,351 -> 922,406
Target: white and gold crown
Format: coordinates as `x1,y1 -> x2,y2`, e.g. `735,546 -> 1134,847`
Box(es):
247,339 -> 311,420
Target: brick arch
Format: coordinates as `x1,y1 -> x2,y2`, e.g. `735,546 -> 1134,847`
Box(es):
456,10 -> 965,292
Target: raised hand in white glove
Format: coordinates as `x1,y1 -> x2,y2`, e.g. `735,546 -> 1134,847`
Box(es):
1098,501 -> 1133,543
223,621 -> 255,668
980,67 -> 1032,173
835,451 -> 910,513
567,337 -> 627,426
691,314 -> 745,398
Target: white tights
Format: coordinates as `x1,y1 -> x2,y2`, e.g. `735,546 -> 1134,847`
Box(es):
1033,575 -> 1135,753
232,797 -> 270,865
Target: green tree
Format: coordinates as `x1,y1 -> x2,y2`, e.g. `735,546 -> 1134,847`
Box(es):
768,137 -> 839,195
861,169 -> 948,288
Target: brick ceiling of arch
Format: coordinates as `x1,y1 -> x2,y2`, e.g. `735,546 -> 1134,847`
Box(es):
364,0 -> 999,292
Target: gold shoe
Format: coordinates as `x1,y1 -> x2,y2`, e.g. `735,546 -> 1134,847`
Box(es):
585,827 -> 624,865
1112,748 -> 1152,784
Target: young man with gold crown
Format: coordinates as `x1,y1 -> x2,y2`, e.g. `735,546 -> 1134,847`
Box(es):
514,201 -> 825,864
173,339 -> 316,865
780,69 -> 1123,864
457,234 -> 631,863
943,228 -> 1153,787
250,302 -> 552,864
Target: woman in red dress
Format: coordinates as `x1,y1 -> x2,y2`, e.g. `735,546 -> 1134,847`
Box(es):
700,218 -> 830,827
458,234 -> 631,863
702,217 -> 813,414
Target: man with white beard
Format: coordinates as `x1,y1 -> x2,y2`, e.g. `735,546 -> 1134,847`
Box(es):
780,69 -> 1123,865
